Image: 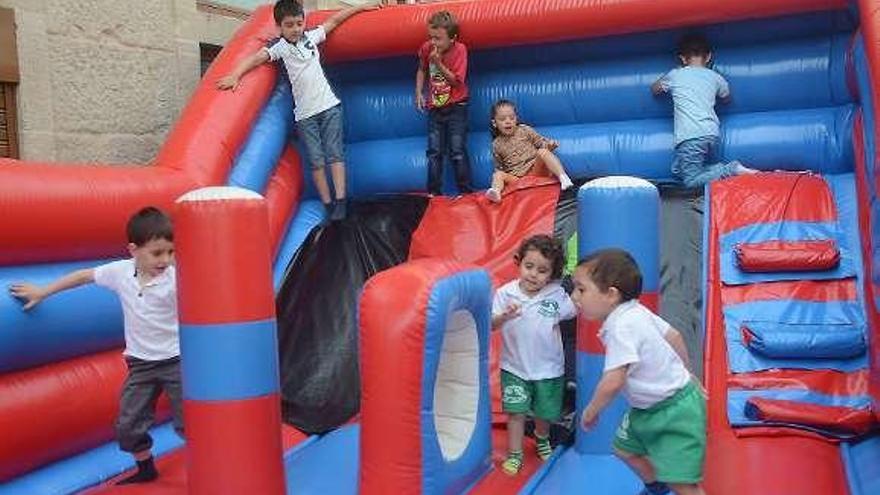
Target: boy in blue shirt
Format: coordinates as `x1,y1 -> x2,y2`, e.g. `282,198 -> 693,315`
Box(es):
652,34 -> 756,188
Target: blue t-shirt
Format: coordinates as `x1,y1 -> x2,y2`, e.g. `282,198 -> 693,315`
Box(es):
658,66 -> 730,145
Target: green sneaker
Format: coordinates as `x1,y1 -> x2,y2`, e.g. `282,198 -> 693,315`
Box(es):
535,435 -> 553,461
501,451 -> 523,475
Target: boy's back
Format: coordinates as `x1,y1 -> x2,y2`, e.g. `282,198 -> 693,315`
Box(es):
599,299 -> 690,409
658,66 -> 729,145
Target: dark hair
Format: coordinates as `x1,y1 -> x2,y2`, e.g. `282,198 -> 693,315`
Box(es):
577,248 -> 642,302
428,10 -> 459,39
489,99 -> 517,138
515,234 -> 566,280
274,0 -> 304,25
127,207 -> 173,246
677,33 -> 712,59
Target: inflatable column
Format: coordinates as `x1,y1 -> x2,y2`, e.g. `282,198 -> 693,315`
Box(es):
575,176 -> 660,454
175,187 -> 285,494
359,259 -> 492,495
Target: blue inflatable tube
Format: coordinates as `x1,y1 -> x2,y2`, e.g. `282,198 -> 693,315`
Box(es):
227,78 -> 295,194
272,200 -> 327,290
0,260 -> 123,373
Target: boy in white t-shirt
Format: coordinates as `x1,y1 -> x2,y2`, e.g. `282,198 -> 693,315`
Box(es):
571,248 -> 706,495
217,0 -> 378,222
492,234 -> 577,475
10,207 -> 180,485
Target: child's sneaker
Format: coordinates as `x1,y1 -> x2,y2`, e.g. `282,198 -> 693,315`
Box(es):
500,451 -> 523,475
637,481 -> 671,495
535,435 -> 553,461
485,188 -> 501,203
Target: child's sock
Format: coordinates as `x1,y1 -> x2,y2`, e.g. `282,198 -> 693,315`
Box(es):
485,187 -> 501,203
559,174 -> 574,190
116,456 -> 158,485
500,450 -> 524,475
641,481 -> 671,495
535,434 -> 553,461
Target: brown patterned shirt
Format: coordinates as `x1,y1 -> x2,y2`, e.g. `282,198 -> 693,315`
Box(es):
492,125 -> 548,177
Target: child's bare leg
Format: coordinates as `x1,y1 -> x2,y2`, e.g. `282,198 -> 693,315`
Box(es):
534,418 -> 550,438
312,167 -> 332,205
507,413 -> 525,453
613,446 -> 658,482
669,483 -> 704,495
486,171 -> 506,203
535,148 -> 573,189
330,161 -> 346,200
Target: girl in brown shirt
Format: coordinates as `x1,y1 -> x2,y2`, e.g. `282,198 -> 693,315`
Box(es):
487,99 -> 574,202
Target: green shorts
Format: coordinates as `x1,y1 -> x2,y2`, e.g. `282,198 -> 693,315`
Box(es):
613,381 -> 707,484
500,370 -> 563,421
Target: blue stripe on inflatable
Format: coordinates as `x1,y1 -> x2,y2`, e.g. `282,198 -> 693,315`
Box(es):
180,319 -> 279,401
574,352 -> 630,456
723,299 -> 867,373
577,181 -> 660,291
335,33 -> 853,143
527,438 -> 641,495
727,388 -> 872,427
840,435 -> 880,495
0,423 -> 182,495
227,78 -> 294,194
855,39 -> 880,299
720,173 -> 860,285
0,259 -> 123,373
421,270 -> 492,495
272,200 -> 327,290
281,423 -> 359,494
345,106 -> 855,197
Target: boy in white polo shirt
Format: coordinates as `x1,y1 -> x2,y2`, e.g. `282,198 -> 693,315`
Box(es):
217,0 -> 378,222
571,248 -> 706,495
10,207 -> 180,485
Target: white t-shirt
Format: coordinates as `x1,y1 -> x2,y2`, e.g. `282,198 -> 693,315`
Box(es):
599,300 -> 690,409
265,26 -> 341,122
94,259 -> 179,361
493,280 -> 577,380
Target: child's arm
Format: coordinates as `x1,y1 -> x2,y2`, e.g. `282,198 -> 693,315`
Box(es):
651,70 -> 671,96
415,65 -> 426,111
525,126 -> 558,151
216,50 -> 271,91
664,326 -> 690,369
491,303 -> 520,328
322,3 -> 379,35
8,269 -> 95,311
428,44 -> 466,88
581,366 -> 627,429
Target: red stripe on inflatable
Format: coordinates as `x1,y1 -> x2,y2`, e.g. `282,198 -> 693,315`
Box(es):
734,239 -> 840,273
746,397 -> 875,436
576,292 -> 658,354
359,259 -> 470,495
729,369 -> 869,397
709,173 -> 838,235
306,0 -> 845,63
183,395 -> 286,495
721,279 -> 857,306
265,147 -> 304,257
174,198 -> 275,324
0,351 -> 170,481
853,111 -> 880,421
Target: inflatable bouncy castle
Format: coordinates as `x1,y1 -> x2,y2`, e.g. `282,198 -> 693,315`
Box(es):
1,0 -> 880,493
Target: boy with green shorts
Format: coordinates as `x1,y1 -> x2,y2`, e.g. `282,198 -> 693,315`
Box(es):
571,249 -> 706,495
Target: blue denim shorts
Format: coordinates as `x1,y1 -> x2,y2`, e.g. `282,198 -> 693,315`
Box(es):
297,104 -> 344,170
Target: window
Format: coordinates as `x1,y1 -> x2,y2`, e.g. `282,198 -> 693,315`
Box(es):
0,7 -> 18,158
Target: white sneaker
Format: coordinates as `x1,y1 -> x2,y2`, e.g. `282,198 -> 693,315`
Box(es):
485,188 -> 501,203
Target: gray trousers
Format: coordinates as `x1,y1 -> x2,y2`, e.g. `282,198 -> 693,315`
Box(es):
116,356 -> 184,453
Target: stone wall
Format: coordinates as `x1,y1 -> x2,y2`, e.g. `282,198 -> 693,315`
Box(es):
0,0 -> 245,164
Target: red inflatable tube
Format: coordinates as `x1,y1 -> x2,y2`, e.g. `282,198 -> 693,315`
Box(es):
310,0 -> 845,63
735,240 -> 840,273
745,397 -> 876,436
0,351 -> 170,481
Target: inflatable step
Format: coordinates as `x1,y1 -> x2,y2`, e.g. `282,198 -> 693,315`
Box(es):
745,397 -> 875,436
740,321 -> 866,359
735,239 -> 840,273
